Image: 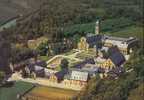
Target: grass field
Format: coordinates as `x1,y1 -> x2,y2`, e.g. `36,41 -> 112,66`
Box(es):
38,56 -> 53,62
64,18 -> 135,36
25,86 -> 79,100
64,22 -> 95,36
0,81 -> 34,100
104,26 -> 143,40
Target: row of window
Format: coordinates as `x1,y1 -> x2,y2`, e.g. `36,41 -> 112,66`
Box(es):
72,76 -> 86,81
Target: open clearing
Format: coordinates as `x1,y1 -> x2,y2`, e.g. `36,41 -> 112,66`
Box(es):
25,86 -> 79,100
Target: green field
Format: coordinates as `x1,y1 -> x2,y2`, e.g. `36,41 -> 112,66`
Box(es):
0,81 -> 34,100
64,18 -> 136,36
64,22 -> 95,36
104,26 -> 143,40
38,55 -> 53,61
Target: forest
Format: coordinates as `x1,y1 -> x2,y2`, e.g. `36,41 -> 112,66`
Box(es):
0,0 -> 142,40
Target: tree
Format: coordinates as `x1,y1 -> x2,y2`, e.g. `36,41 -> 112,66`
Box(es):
133,56 -> 144,78
0,39 -> 11,73
36,42 -> 48,56
11,47 -> 38,63
128,83 -> 144,100
60,59 -> 69,70
0,71 -> 5,85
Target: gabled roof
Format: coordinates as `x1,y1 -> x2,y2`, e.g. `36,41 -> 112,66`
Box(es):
27,60 -> 46,71
73,58 -> 95,69
70,69 -> 89,81
34,60 -> 47,67
108,46 -> 125,66
35,65 -> 44,71
86,34 -> 102,48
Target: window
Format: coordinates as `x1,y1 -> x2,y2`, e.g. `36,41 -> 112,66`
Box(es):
74,76 -> 76,80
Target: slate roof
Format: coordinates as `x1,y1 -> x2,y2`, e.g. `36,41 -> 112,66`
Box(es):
35,65 -> 44,71
82,66 -> 99,73
86,34 -> 102,48
71,67 -> 98,78
34,60 -> 47,67
70,69 -> 89,81
73,58 -> 95,69
108,46 -> 125,66
27,60 -> 46,72
103,35 -> 138,44
55,68 -> 90,82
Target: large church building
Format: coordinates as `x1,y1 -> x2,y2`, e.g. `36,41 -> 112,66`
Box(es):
78,20 -> 139,55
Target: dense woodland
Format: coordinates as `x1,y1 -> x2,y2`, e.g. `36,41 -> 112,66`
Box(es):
0,0 -> 143,100
1,0 -> 143,40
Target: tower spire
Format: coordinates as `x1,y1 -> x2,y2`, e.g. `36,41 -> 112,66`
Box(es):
95,20 -> 100,35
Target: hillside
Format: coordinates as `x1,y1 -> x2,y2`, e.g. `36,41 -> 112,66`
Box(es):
0,0 -> 143,39
0,0 -> 46,25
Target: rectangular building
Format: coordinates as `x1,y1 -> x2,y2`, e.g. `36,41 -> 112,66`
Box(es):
103,35 -> 138,55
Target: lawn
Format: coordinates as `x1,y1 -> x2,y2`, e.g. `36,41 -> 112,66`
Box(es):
0,81 -> 34,100
75,50 -> 96,60
38,56 -> 53,61
25,86 -> 79,100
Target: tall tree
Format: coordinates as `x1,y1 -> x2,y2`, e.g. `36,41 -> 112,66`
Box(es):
0,40 -> 11,74
60,59 -> 69,70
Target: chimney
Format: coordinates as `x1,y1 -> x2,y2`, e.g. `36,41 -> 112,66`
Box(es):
95,20 -> 100,34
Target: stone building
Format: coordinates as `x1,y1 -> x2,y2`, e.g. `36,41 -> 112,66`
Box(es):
78,20 -> 102,51
78,34 -> 102,51
95,46 -> 125,70
78,37 -> 89,51
28,37 -> 48,49
103,35 -> 138,55
62,69 -> 88,88
48,68 -> 89,88
77,20 -> 138,55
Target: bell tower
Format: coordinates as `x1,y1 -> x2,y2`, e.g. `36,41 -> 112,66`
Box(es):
95,20 -> 100,35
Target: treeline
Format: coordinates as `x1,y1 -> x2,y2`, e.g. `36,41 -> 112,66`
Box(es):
6,0 -> 143,41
